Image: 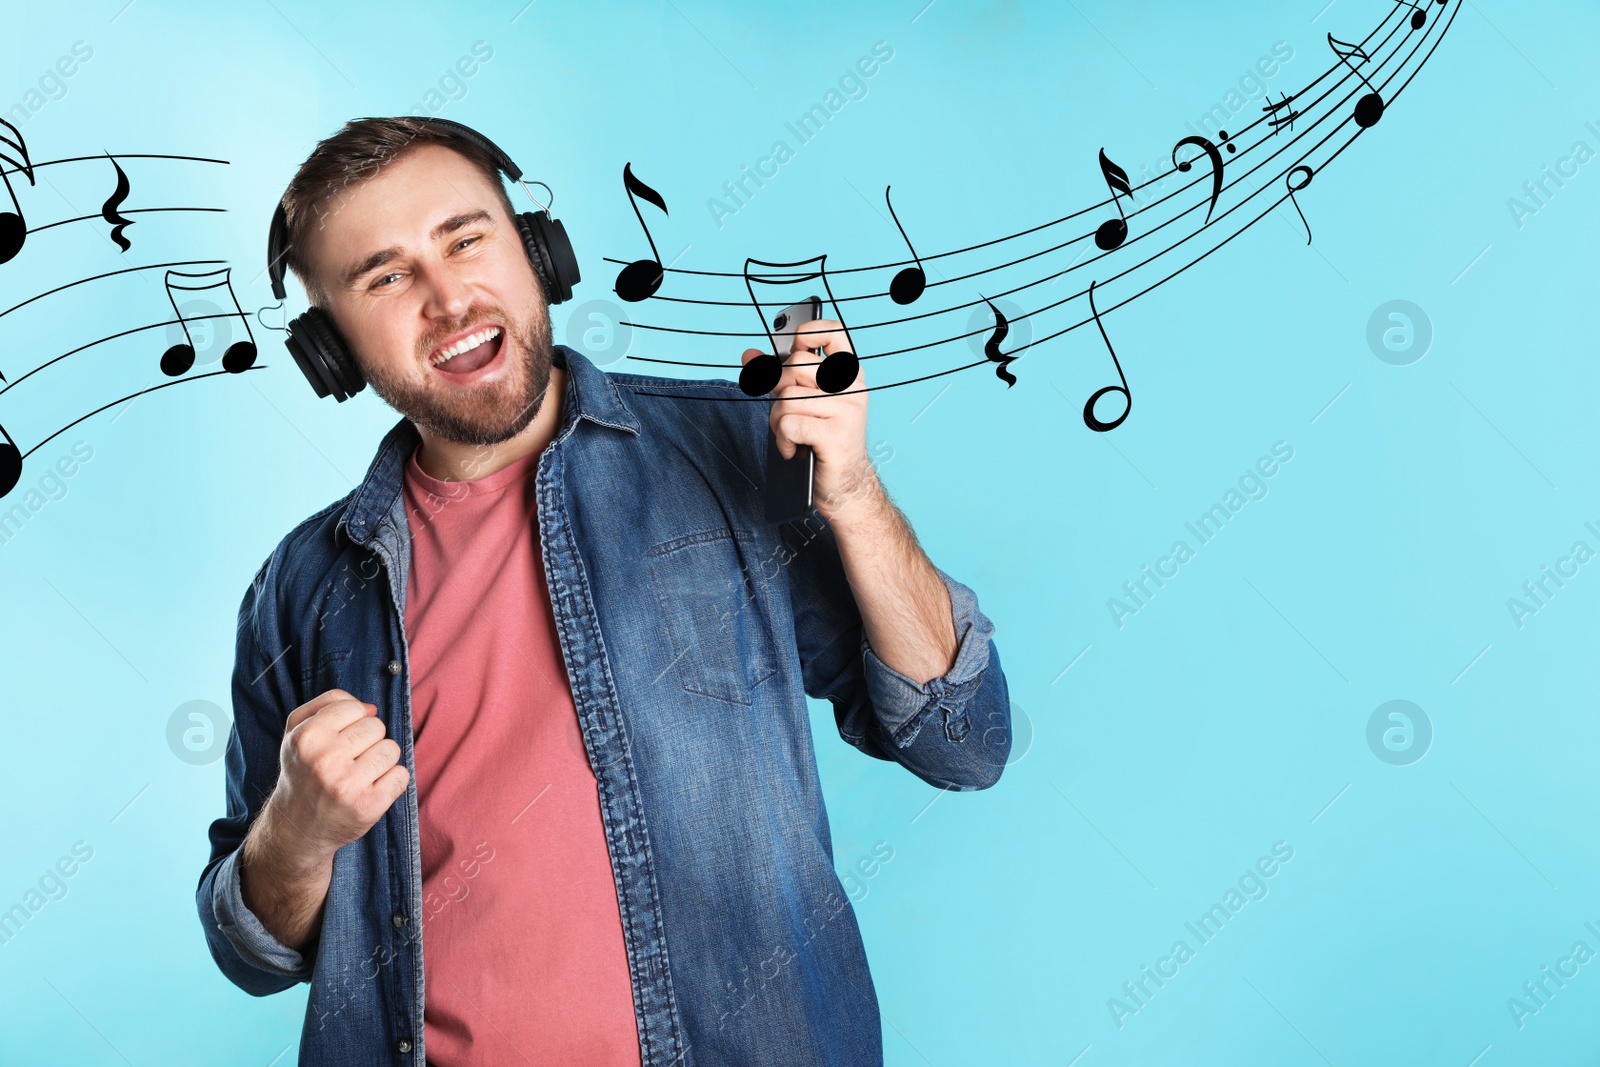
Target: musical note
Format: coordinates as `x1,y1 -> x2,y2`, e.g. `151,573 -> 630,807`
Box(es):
0,422 -> 20,498
1395,0 -> 1445,30
739,255 -> 858,396
100,155 -> 134,252
1094,149 -> 1134,251
1172,134 -> 1228,224
615,163 -> 669,303
0,117 -> 35,265
614,0 -> 1461,410
1082,281 -> 1131,433
1284,166 -> 1315,244
160,268 -> 257,377
1327,34 -> 1386,128
884,186 -> 926,305
739,352 -> 783,397
980,296 -> 1017,387
1264,93 -> 1300,135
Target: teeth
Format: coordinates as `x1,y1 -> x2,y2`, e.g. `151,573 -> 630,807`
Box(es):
430,325 -> 502,366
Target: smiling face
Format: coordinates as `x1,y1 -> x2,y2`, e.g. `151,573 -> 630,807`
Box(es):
301,143 -> 554,446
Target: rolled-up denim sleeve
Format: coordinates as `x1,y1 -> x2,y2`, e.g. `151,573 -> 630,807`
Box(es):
195,554 -> 314,995
784,517 -> 1012,791
209,846 -> 313,984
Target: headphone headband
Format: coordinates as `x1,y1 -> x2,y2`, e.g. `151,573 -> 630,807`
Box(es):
266,116 -> 531,302
267,201 -> 290,301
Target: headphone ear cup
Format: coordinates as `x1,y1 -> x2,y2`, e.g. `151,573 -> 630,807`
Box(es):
538,212 -> 580,305
515,211 -> 555,301
516,210 -> 580,305
286,307 -> 365,403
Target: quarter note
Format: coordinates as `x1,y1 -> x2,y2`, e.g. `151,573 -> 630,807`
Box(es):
101,154 -> 135,252
1327,34 -> 1386,128
739,255 -> 858,396
0,117 -> 35,265
980,296 -> 1017,387
0,421 -> 20,498
161,268 -> 258,377
1395,0 -> 1445,30
615,163 -> 669,303
883,185 -> 926,305
1284,165 -> 1315,244
1094,149 -> 1134,251
1082,280 -> 1131,433
1172,134 -> 1229,225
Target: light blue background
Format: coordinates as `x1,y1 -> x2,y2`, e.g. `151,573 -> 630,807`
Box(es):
1,1 -> 1597,1064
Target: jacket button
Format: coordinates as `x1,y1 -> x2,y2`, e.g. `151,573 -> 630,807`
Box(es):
392,912 -> 408,928
387,659 -> 402,675
397,1038 -> 413,1053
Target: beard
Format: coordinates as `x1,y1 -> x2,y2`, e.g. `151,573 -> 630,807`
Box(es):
361,299 -> 554,447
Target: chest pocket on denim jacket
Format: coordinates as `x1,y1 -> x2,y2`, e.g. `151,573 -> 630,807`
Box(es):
646,528 -> 779,706
300,649 -> 352,698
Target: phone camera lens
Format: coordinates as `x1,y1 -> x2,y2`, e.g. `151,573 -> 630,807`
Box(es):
772,313 -> 788,330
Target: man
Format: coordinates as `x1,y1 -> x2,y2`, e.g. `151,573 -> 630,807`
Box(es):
196,116 -> 1011,1067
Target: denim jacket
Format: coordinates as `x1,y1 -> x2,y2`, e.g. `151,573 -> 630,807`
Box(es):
196,346 -> 1011,1066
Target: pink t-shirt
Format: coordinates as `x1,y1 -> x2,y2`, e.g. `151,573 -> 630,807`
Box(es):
402,442 -> 641,1067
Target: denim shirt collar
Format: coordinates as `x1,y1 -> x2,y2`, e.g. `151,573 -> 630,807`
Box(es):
336,344 -> 638,547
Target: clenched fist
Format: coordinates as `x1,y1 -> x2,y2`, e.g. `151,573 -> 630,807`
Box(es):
239,689 -> 409,952
273,689 -> 410,857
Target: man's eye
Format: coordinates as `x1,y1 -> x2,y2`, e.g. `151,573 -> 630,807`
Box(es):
372,272 -> 402,288
454,235 -> 480,252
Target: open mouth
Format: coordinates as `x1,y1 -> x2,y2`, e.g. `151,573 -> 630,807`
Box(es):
428,324 -> 506,378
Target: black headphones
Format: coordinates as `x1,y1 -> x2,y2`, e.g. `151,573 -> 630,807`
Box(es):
266,117 -> 581,402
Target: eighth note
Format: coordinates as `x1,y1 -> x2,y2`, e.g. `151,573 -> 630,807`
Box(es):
884,185 -> 926,305
1327,34 -> 1386,129
0,116 -> 35,265
1082,280 -> 1131,433
740,255 -> 858,396
1094,149 -> 1135,251
615,163 -> 669,303
161,267 -> 258,377
101,154 -> 135,253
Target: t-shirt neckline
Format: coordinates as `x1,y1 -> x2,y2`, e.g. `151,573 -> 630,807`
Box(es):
404,441 -> 545,501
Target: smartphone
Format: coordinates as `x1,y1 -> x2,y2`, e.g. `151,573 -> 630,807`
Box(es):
763,296 -> 822,524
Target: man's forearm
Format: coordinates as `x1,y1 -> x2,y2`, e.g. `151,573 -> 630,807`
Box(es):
238,796 -> 335,955
824,473 -> 959,686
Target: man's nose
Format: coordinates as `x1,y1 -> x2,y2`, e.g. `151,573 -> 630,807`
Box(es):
416,260 -> 474,321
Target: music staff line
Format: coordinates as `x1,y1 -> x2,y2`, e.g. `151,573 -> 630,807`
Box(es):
625,1 -> 1443,366
0,149 -> 230,262
628,65 -> 1371,351
0,151 -> 231,181
635,180 -> 1352,402
0,259 -> 227,320
604,1 -> 1424,292
26,205 -> 226,238
615,6 -> 1430,334
20,366 -> 266,462
0,139 -> 246,495
626,0 -> 1459,404
0,309 -> 257,397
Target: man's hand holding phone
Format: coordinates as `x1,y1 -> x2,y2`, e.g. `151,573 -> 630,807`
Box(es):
740,317 -> 878,524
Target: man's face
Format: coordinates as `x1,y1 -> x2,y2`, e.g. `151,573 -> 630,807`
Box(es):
303,143 -> 553,446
